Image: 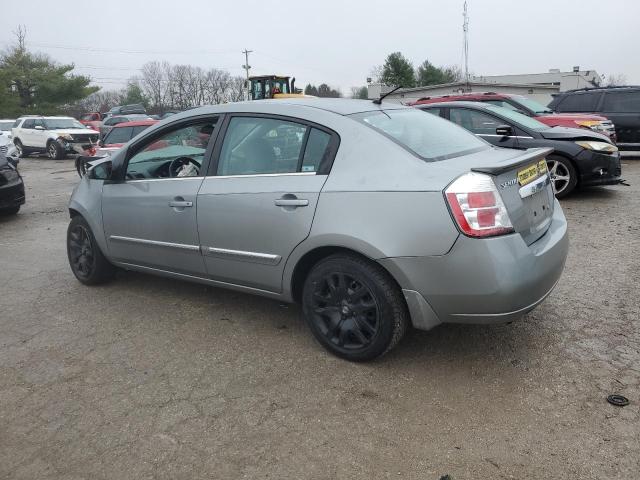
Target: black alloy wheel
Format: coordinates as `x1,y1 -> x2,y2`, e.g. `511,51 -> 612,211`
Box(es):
310,271 -> 381,351
66,215 -> 115,285
302,253 -> 408,361
68,222 -> 95,280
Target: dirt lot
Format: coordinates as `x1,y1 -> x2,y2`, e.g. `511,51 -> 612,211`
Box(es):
1,157 -> 639,480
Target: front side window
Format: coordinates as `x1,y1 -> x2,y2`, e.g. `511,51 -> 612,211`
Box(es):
449,108 -> 503,135
353,109 -> 488,161
125,119 -> 217,180
217,117 -> 309,176
602,91 -> 640,112
103,127 -> 133,145
22,119 -> 35,129
554,93 -> 600,112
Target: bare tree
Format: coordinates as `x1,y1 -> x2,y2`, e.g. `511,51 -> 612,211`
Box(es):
605,73 -> 627,87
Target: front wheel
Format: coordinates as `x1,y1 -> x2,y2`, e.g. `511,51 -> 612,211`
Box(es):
67,215 -> 115,285
302,253 -> 408,361
14,139 -> 27,158
47,140 -> 65,160
547,155 -> 577,199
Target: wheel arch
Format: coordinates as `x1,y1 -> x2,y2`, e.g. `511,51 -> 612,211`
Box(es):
547,151 -> 580,186
287,244 -> 404,305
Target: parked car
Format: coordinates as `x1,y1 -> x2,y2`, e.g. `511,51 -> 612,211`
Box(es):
100,114 -> 152,138
0,135 -> 25,215
12,116 -> 99,159
0,119 -> 15,140
67,99 -> 568,361
549,86 -> 640,151
417,101 -> 622,198
409,92 -> 617,141
79,112 -> 103,132
104,104 -> 147,119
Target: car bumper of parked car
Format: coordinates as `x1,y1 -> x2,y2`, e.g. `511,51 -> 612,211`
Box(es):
578,150 -> 622,187
0,176 -> 26,209
378,201 -> 569,331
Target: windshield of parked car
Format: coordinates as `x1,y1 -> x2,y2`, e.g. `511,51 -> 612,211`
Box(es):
510,96 -> 553,114
352,109 -> 489,161
43,118 -> 86,130
484,105 -> 550,131
0,121 -> 13,131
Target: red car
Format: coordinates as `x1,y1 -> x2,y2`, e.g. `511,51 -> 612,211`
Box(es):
409,92 -> 617,141
79,112 -> 104,132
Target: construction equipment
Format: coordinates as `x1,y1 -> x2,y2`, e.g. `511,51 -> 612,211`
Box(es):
248,75 -> 306,100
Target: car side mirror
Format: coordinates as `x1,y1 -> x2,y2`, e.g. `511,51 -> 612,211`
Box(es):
34,125 -> 45,131
496,125 -> 514,136
88,159 -> 113,180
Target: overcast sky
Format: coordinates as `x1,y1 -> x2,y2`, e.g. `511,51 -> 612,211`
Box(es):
1,0 -> 638,94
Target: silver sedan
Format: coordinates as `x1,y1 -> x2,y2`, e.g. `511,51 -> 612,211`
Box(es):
67,99 -> 568,361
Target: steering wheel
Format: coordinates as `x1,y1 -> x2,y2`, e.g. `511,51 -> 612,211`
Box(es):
168,156 -> 201,177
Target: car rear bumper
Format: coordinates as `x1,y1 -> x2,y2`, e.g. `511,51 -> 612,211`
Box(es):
577,150 -> 622,187
379,201 -> 568,330
0,177 -> 26,209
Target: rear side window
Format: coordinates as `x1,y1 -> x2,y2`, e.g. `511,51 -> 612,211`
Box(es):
352,109 -> 488,161
422,107 -> 442,117
602,91 -> 640,112
554,93 -> 600,112
301,128 -> 331,172
217,117 -> 333,176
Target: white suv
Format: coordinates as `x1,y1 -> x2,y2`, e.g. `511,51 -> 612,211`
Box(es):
12,116 -> 99,159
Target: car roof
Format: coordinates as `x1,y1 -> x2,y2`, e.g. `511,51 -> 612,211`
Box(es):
175,98 -> 408,118
416,101 -> 496,110
112,120 -> 158,128
18,116 -> 75,120
411,92 -> 514,104
561,85 -> 640,94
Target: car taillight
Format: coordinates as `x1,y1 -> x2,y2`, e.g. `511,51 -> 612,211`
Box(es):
444,172 -> 514,238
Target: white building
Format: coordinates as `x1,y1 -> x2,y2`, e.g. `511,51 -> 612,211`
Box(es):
368,68 -> 602,106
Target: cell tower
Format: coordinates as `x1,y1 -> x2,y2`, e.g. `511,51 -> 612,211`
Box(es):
463,1 -> 470,91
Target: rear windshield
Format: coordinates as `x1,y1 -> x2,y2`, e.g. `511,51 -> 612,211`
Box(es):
351,109 -> 489,161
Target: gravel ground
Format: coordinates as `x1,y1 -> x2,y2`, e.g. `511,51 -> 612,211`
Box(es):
1,156 -> 639,479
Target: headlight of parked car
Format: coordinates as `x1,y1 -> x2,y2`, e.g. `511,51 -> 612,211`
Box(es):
576,120 -> 613,134
575,141 -> 618,153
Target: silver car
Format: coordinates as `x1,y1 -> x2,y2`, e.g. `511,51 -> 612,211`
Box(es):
67,99 -> 569,361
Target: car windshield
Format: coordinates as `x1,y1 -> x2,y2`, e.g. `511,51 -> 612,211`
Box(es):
352,109 -> 489,161
0,121 -> 13,131
484,105 -> 550,131
511,96 -> 553,114
43,118 -> 86,130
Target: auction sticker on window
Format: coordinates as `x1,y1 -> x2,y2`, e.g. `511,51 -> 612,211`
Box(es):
518,160 -> 548,186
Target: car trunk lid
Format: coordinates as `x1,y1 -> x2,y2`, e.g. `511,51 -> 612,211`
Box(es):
471,147 -> 555,245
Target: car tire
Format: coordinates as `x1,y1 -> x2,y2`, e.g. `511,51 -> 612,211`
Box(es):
547,155 -> 577,199
302,253 -> 408,362
47,140 -> 65,160
0,206 -> 20,216
14,139 -> 28,158
67,215 -> 115,285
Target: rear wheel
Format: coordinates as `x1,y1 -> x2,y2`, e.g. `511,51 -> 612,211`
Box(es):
302,253 -> 408,362
547,155 -> 577,199
67,215 -> 115,285
47,140 -> 65,160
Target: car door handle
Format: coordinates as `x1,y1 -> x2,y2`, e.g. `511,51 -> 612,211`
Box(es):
168,200 -> 193,208
274,197 -> 309,207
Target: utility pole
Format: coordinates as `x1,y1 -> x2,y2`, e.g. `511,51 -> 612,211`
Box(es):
462,1 -> 470,91
242,49 -> 253,100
